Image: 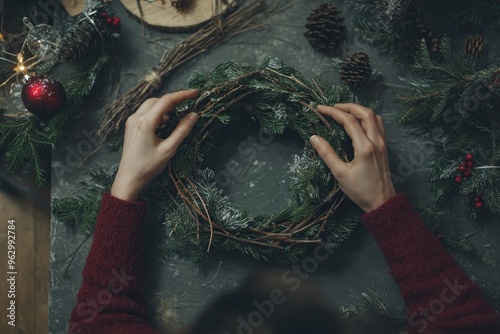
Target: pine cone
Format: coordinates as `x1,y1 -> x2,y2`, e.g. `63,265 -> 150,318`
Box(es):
171,0 -> 190,10
464,35 -> 485,58
304,2 -> 345,53
340,51 -> 372,91
408,24 -> 441,62
58,11 -> 115,63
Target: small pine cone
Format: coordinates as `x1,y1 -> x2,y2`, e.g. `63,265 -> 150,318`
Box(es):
340,51 -> 372,91
58,13 -> 113,63
304,2 -> 345,53
171,0 -> 190,10
416,24 -> 441,61
464,35 -> 485,58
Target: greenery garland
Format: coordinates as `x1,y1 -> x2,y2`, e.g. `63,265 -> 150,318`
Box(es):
54,58 -> 362,264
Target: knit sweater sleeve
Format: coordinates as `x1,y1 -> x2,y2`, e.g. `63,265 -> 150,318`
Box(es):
361,193 -> 500,333
68,193 -> 159,334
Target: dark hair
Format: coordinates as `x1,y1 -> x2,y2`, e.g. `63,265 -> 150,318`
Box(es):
188,269 -> 344,334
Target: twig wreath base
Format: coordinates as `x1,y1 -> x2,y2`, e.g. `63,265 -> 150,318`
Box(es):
150,58 -> 361,263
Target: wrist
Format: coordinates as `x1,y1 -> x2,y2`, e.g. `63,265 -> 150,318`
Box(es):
111,172 -> 147,202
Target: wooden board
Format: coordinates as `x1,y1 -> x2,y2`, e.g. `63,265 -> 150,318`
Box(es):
120,0 -> 237,32
60,0 -> 86,17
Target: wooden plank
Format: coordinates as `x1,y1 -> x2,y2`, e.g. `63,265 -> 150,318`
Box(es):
120,0 -> 237,32
33,185 -> 50,334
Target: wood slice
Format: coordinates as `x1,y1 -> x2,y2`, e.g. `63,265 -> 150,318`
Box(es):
120,0 -> 238,32
60,0 -> 86,16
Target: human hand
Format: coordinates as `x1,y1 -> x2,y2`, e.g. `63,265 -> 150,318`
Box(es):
310,103 -> 396,212
111,89 -> 199,202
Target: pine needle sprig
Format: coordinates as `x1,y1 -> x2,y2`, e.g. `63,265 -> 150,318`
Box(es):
52,165 -> 117,234
397,37 -> 500,220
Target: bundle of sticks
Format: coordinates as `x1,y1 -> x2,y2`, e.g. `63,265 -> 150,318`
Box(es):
96,0 -> 287,140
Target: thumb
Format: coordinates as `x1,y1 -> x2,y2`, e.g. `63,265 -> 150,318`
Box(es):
161,112 -> 199,153
310,135 -> 345,177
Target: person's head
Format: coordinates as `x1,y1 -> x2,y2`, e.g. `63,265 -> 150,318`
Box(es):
187,269 -> 345,334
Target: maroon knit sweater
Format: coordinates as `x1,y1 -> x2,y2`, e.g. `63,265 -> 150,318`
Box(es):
68,193 -> 500,334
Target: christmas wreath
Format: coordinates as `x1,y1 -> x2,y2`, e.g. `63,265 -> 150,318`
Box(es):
54,58 -> 360,264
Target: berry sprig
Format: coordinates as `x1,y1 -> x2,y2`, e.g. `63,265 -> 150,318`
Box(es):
100,11 -> 121,33
473,194 -> 484,209
455,153 -> 474,183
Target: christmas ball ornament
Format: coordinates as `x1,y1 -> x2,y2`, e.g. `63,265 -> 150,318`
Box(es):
21,74 -> 66,118
340,51 -> 372,90
458,165 -> 466,173
475,201 -> 484,209
455,175 -> 462,183
304,2 -> 346,54
465,153 -> 474,161
24,20 -> 62,60
464,35 -> 485,58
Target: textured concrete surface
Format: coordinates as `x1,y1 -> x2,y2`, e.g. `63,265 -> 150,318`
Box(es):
49,1 -> 500,332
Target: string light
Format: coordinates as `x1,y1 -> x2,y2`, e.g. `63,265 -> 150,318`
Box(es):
0,18 -> 58,87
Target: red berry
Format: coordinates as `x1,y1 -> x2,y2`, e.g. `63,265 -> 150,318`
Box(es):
465,153 -> 474,161
467,161 -> 474,167
458,165 -> 466,173
455,175 -> 462,183
474,195 -> 482,202
475,201 -> 483,209
112,18 -> 121,27
101,11 -> 108,18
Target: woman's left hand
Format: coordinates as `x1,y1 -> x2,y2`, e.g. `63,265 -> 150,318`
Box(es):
111,89 -> 199,202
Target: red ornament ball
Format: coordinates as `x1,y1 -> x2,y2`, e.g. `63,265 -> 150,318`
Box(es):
22,75 -> 66,119
465,153 -> 474,161
101,11 -> 108,18
455,175 -> 462,183
458,165 -> 466,173
106,17 -> 113,24
464,169 -> 472,177
467,161 -> 474,167
475,201 -> 483,209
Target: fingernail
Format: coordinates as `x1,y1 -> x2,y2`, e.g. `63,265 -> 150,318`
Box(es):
189,112 -> 199,121
310,135 -> 319,146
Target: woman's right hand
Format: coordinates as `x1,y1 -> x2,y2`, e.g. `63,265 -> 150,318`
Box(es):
310,103 -> 396,212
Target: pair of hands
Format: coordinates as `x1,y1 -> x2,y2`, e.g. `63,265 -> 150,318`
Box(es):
111,89 -> 396,212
